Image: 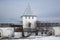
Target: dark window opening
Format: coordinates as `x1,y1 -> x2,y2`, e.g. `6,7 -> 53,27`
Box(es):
45,32 -> 47,34
41,32 -> 43,34
28,23 -> 31,27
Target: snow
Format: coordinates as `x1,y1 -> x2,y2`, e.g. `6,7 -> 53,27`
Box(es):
35,36 -> 60,40
2,36 -> 60,40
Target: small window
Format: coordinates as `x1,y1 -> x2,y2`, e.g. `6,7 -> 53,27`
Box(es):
28,23 -> 31,27
41,32 -> 43,34
45,32 -> 47,34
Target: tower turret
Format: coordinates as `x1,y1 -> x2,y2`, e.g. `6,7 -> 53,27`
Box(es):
22,4 -> 37,29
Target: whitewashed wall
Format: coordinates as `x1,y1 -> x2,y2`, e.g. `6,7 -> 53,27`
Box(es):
0,27 -> 14,37
14,32 -> 22,38
53,27 -> 60,36
24,32 -> 28,36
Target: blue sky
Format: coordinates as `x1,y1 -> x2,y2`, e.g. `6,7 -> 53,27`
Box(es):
0,0 -> 60,23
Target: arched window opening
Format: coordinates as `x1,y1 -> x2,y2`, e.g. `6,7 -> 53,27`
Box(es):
28,22 -> 31,27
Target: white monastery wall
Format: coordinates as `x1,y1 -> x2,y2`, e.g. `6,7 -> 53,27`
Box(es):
0,27 -> 14,37
53,27 -> 60,36
14,32 -> 22,38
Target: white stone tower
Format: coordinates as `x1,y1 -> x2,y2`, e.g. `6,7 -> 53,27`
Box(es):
22,4 -> 37,29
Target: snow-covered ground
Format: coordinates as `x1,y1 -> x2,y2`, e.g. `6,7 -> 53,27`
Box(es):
1,36 -> 60,40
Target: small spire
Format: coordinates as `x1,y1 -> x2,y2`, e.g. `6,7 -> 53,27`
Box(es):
23,3 -> 32,15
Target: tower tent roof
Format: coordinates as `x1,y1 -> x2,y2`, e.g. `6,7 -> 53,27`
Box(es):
24,4 -> 32,15
21,3 -> 37,17
23,4 -> 34,15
